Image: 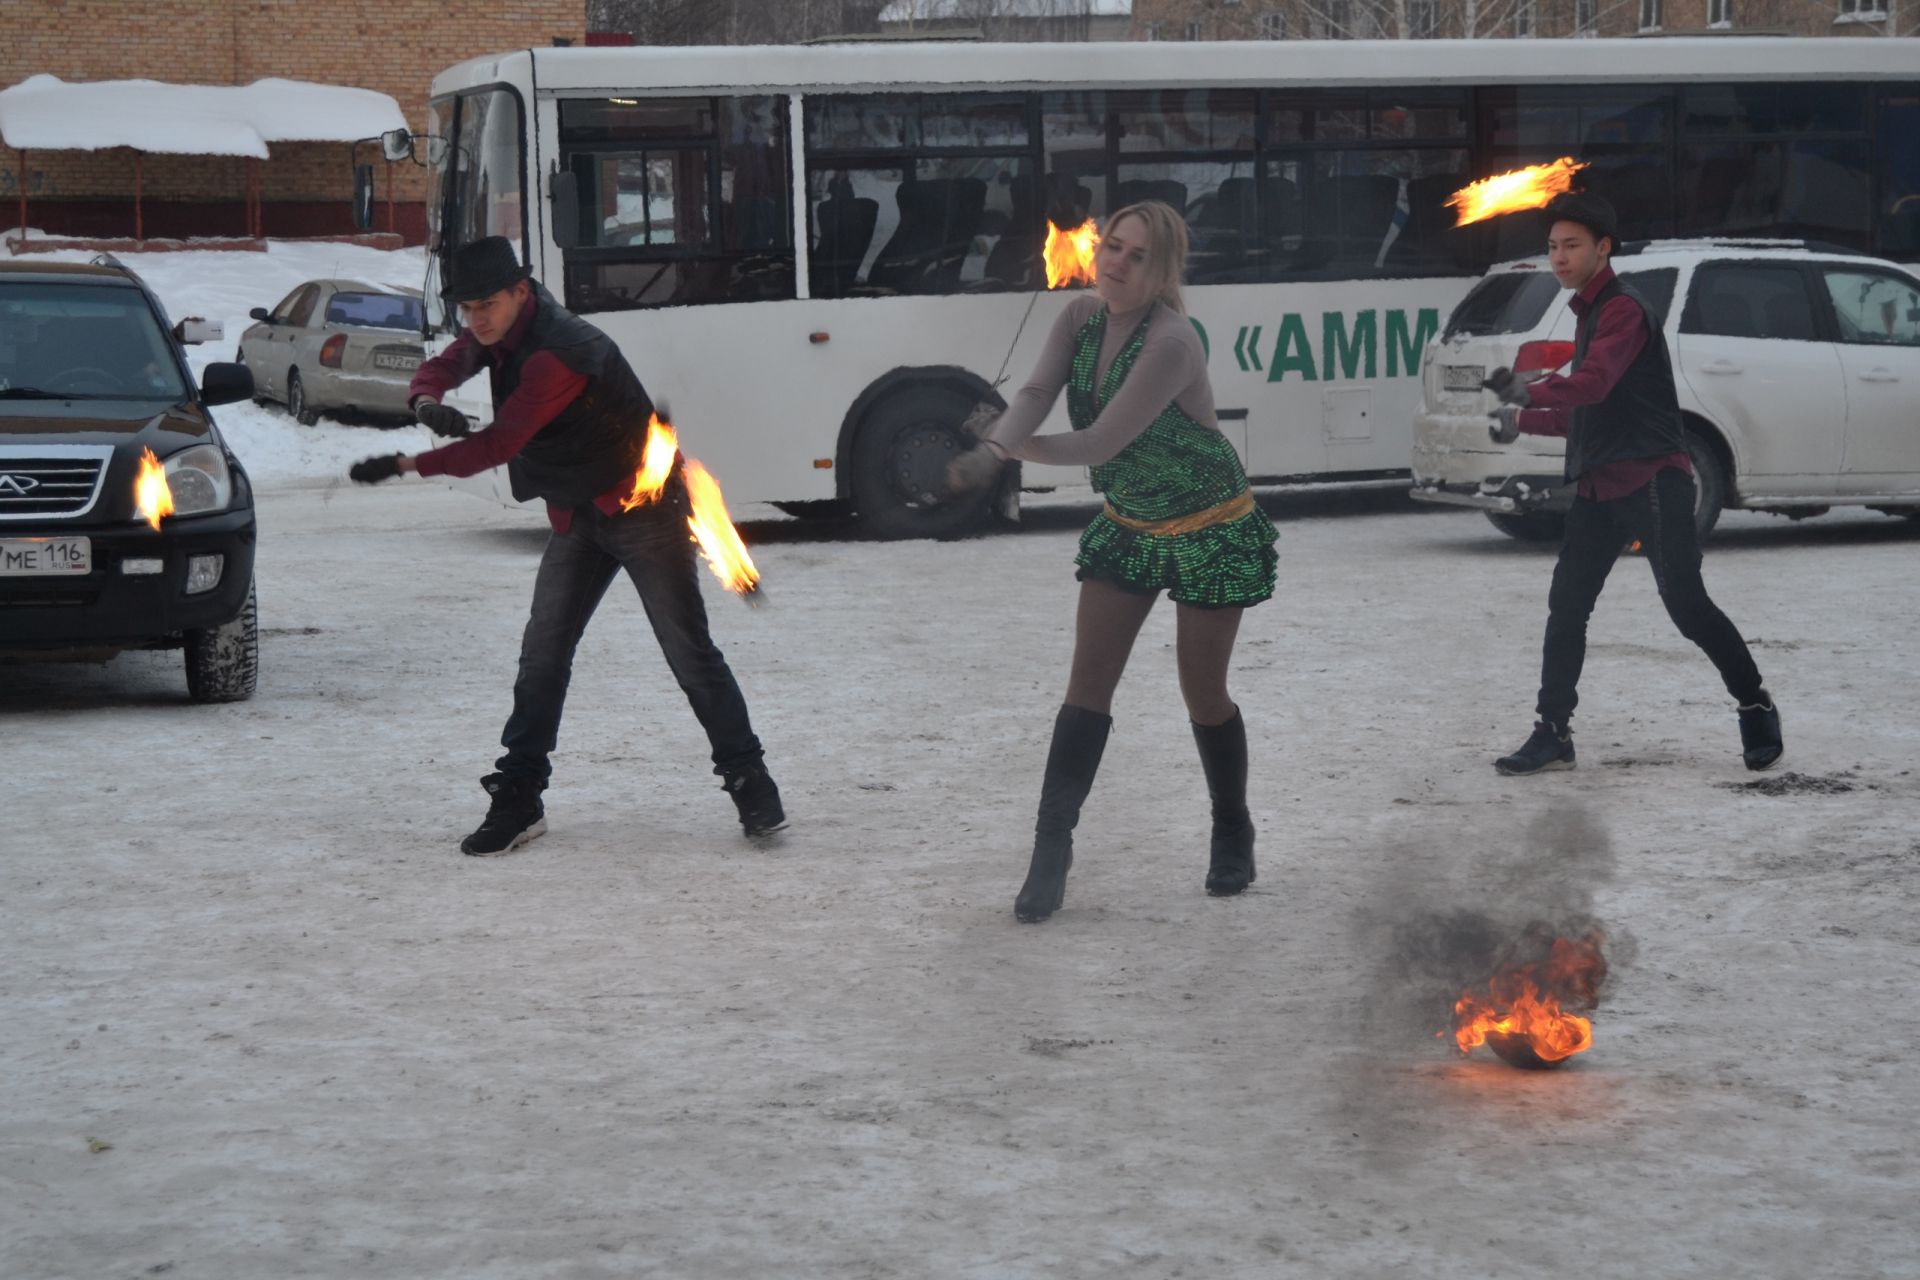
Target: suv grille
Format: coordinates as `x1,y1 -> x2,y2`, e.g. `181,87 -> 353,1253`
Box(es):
0,446 -> 115,521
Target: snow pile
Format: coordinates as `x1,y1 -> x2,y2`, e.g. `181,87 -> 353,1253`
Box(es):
0,75 -> 406,157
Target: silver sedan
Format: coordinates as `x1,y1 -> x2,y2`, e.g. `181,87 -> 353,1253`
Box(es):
237,280 -> 426,425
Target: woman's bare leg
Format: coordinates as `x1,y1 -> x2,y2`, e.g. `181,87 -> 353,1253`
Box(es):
1063,578 -> 1160,714
1175,603 -> 1243,726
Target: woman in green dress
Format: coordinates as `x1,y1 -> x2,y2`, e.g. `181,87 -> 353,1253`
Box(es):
946,200 -> 1278,923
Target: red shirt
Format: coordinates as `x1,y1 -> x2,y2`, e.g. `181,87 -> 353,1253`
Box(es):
407,294 -> 624,535
1517,265 -> 1691,502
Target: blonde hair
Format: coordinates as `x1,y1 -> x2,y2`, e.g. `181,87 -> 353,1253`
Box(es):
1101,200 -> 1189,315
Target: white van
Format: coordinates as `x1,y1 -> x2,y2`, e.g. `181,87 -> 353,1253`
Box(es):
1411,240 -> 1920,540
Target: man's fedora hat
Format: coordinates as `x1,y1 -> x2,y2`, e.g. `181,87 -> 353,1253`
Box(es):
441,236 -> 533,303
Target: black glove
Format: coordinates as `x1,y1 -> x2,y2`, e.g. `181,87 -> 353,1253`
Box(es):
1488,405 -> 1523,445
415,399 -> 471,438
1483,366 -> 1532,408
349,454 -> 404,485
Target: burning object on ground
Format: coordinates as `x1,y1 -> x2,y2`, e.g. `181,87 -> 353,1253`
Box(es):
1446,157 -> 1590,228
621,411 -> 762,602
1447,929 -> 1608,1070
1043,215 -> 1099,289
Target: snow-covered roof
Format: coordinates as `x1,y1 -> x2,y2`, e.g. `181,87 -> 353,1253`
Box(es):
0,74 -> 407,157
878,0 -> 1131,19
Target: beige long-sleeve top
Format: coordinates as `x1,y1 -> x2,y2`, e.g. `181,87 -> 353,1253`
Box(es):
984,293 -> 1219,468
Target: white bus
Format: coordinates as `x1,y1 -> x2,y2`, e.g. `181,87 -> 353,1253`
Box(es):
391,38 -> 1920,537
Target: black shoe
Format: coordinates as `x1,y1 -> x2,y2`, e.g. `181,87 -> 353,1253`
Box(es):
1494,720 -> 1575,776
723,765 -> 787,836
1015,832 -> 1073,923
1192,711 -> 1256,897
1206,824 -> 1257,897
1738,693 -> 1784,771
460,772 -> 546,856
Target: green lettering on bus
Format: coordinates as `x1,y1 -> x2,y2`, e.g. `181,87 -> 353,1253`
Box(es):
1322,310 -> 1377,381
1265,313 -> 1318,383
1386,307 -> 1440,378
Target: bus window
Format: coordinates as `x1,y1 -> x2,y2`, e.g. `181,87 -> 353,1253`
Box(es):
448,89 -> 524,254
1679,138 -> 1871,248
557,96 -> 793,312
1480,86 -> 1675,260
1876,88 -> 1920,256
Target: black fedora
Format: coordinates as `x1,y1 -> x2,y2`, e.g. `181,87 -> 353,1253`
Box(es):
441,236 -> 533,302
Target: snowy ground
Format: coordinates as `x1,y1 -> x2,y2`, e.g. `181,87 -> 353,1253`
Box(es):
5,244 -> 1920,1278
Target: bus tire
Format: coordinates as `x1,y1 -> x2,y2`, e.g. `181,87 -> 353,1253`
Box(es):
1682,425 -> 1726,540
850,383 -> 998,540
1485,510 -> 1565,542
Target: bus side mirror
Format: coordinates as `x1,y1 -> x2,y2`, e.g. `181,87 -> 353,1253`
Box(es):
352,164 -> 375,231
549,167 -> 581,250
381,127 -> 415,163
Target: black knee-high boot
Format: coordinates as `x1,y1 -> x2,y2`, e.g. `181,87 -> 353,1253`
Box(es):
1014,704 -> 1113,923
1192,709 -> 1256,897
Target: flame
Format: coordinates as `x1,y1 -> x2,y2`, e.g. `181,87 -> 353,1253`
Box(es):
682,459 -> 760,599
133,447 -> 173,531
1448,932 -> 1606,1065
1447,157 -> 1590,228
1043,217 -> 1099,289
621,413 -> 679,511
618,411 -> 760,599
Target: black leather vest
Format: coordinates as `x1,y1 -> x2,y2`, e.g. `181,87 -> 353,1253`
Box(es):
1563,275 -> 1687,482
492,283 -> 655,506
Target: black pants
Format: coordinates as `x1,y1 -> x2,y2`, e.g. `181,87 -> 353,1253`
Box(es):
496,493 -> 762,787
1536,466 -> 1763,726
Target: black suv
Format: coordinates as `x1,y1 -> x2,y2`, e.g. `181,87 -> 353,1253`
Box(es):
1,258 -> 260,701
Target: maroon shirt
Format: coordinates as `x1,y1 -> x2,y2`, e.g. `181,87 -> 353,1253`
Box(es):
1516,265 -> 1691,502
406,294 -> 621,535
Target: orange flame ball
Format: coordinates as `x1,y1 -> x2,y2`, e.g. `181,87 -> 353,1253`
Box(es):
622,414 -> 679,511
682,458 -> 759,599
1448,932 -> 1606,1065
1044,218 -> 1099,289
1446,157 -> 1590,228
134,447 -> 173,531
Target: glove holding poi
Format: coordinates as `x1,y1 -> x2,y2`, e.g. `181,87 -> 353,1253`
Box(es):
415,399 -> 472,438
1488,404 -> 1523,445
944,444 -> 1005,498
349,454 -> 404,485
1483,366 -> 1532,408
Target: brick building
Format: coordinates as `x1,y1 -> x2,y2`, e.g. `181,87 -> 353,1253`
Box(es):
2,0 -> 585,245
1132,0 -> 1915,39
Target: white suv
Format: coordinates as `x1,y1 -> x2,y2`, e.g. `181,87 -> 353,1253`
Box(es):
1411,240 -> 1920,540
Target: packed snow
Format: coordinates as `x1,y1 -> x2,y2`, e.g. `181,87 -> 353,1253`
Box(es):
4,241 -> 1918,1279
0,76 -> 406,156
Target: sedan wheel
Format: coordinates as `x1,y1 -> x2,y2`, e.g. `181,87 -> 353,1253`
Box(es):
287,368 -> 320,427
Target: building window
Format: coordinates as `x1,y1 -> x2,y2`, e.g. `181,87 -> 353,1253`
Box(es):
1257,9 -> 1287,38
1514,0 -> 1535,35
1575,0 -> 1596,33
1410,0 -> 1438,36
1143,20 -> 1163,40
1185,20 -> 1204,39
1708,0 -> 1731,25
1318,0 -> 1352,36
1834,0 -> 1886,17
1639,0 -> 1661,28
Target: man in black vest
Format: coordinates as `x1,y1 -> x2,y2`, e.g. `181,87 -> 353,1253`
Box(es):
1483,193 -> 1783,776
348,236 -> 785,853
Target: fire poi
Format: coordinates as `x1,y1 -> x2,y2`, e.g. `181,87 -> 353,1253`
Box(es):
1043,215 -> 1099,288
621,411 -> 762,602
133,447 -> 174,531
1447,930 -> 1608,1070
1446,157 -> 1591,228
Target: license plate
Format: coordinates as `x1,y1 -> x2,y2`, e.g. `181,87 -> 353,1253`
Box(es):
373,353 -> 421,371
1442,364 -> 1486,393
0,535 -> 91,576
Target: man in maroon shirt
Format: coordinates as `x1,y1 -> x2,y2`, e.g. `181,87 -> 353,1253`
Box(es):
347,236 -> 785,854
1483,193 -> 1783,775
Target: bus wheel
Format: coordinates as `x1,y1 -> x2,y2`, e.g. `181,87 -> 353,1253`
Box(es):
851,383 -> 997,540
1485,511 -> 1565,542
1683,428 -> 1726,539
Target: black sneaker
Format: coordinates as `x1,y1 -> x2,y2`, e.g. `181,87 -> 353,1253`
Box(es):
460,772 -> 547,856
722,765 -> 787,837
1494,720 -> 1576,776
1737,693 -> 1784,772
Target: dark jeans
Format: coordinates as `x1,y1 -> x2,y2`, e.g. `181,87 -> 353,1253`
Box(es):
1537,466 -> 1764,727
496,493 -> 762,787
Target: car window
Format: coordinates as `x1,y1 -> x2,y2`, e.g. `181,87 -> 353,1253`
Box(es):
286,286 -> 323,328
325,292 -> 424,331
1681,262 -> 1818,341
269,285 -> 308,323
1442,271 -> 1561,339
1615,267 -> 1678,327
0,281 -> 188,400
1820,267 -> 1920,347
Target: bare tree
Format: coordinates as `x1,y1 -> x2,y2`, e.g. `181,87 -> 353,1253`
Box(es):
588,0 -> 890,44
878,0 -> 1101,41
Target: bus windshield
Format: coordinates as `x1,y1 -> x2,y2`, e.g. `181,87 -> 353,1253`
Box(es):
428,87 -> 526,328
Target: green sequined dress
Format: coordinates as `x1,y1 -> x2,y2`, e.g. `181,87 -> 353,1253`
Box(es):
1069,306 -> 1278,608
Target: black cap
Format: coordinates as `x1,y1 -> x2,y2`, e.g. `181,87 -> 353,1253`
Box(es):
1542,192 -> 1619,252
441,236 -> 532,302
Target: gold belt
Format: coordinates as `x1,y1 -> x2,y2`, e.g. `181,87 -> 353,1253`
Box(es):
1101,489 -> 1255,536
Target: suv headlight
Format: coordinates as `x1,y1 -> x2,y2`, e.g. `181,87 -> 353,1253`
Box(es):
163,444 -> 233,516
